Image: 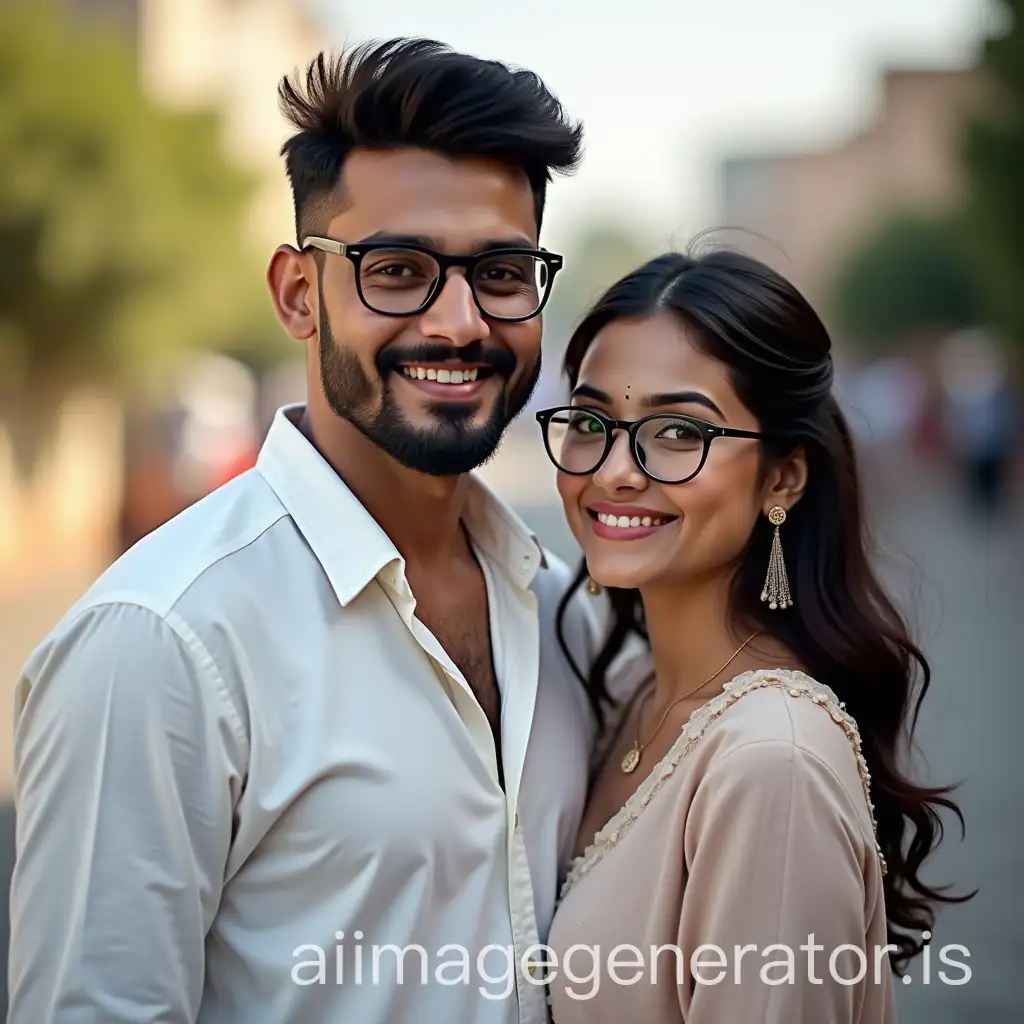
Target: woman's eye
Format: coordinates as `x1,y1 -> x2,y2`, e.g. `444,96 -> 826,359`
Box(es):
566,412 -> 603,435
656,422 -> 700,442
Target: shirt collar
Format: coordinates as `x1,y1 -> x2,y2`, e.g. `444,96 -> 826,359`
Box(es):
256,404 -> 547,607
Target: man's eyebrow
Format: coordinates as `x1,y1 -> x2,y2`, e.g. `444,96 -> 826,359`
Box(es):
358,231 -> 536,252
473,236 -> 536,251
358,231 -> 440,248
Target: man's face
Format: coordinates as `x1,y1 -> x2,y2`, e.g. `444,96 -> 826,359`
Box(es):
312,148 -> 544,476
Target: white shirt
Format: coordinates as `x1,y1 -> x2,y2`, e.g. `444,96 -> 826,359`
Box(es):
9,404 -> 638,1024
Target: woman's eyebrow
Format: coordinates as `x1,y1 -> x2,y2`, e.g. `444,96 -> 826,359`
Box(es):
570,383 -> 611,403
571,383 -> 724,418
640,389 -> 725,417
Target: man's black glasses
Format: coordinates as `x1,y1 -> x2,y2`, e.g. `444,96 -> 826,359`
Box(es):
302,235 -> 563,322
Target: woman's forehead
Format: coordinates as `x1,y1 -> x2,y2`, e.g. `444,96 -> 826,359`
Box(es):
577,313 -> 732,395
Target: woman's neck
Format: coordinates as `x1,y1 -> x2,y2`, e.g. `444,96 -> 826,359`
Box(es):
640,571 -> 792,707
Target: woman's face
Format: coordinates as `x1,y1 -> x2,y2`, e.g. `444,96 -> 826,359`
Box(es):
556,311 -> 783,592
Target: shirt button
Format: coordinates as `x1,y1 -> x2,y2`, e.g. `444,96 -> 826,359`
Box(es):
514,812 -> 519,828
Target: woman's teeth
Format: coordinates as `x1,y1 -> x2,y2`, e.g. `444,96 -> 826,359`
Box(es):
402,366 -> 479,384
596,512 -> 671,529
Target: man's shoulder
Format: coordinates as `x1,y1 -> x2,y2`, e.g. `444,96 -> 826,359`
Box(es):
41,470 -> 294,644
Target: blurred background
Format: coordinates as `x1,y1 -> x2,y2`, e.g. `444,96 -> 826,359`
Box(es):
1,0 -> 1021,1018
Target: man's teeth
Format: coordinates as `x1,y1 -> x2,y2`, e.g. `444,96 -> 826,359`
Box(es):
596,512 -> 670,529
401,366 -> 479,384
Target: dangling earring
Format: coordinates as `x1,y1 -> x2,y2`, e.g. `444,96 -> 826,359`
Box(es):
761,505 -> 793,609
585,576 -> 602,596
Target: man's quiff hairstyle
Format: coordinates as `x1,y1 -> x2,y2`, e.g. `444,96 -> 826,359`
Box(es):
278,38 -> 584,241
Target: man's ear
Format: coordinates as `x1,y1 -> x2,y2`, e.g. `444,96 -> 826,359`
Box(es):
759,445 -> 808,515
267,245 -> 317,342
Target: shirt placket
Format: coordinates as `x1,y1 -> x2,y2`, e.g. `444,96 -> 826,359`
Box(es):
482,552 -> 548,1023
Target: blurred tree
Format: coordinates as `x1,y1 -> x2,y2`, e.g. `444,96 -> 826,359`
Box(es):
961,0 -> 1024,352
831,213 -> 986,353
0,0 -> 283,478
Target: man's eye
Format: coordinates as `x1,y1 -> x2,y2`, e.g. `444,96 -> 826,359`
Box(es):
482,265 -> 525,282
369,263 -> 416,277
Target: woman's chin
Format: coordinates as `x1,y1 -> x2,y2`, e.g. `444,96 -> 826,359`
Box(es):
585,557 -> 658,592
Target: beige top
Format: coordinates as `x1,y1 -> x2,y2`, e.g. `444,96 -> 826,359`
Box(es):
545,669 -> 896,1024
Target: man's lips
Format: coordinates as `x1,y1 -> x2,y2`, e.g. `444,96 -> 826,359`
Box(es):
398,362 -> 492,384
395,363 -> 496,399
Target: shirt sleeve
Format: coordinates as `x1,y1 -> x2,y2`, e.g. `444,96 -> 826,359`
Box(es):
677,737 -> 880,1024
8,600 -> 249,1023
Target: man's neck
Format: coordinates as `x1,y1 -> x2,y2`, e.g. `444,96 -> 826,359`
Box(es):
299,403 -> 472,568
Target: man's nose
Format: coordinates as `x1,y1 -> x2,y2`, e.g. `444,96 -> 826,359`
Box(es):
417,271 -> 490,346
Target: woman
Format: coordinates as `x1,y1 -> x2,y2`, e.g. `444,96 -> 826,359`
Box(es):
536,250 -> 966,1022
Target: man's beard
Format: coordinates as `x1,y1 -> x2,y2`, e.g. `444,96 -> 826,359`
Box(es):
318,312 -> 541,476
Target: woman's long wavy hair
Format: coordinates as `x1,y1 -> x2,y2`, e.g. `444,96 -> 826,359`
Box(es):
554,248 -> 971,971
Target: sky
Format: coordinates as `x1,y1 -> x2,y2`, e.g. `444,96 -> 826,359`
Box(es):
313,0 -> 995,252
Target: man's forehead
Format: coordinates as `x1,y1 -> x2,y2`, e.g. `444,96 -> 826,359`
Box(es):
329,148 -> 538,247
340,146 -> 532,190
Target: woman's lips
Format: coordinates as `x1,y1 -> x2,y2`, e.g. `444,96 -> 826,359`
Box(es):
587,506 -> 679,541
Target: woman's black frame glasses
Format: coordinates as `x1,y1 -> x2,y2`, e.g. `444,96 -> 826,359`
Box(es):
535,406 -> 773,485
301,235 -> 563,323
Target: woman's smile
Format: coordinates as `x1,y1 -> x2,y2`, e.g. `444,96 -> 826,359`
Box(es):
586,502 -> 680,541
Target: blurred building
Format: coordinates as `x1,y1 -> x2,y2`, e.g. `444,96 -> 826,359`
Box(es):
717,66 -> 987,314
68,0 -> 327,248
0,0 -> 326,585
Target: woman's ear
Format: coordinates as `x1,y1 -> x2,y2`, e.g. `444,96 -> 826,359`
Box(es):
760,445 -> 808,514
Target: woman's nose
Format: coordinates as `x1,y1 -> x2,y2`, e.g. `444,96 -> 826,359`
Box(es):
592,430 -> 648,492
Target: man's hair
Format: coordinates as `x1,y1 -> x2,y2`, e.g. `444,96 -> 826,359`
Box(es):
277,38 -> 584,241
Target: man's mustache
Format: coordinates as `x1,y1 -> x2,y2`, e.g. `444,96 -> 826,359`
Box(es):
377,342 -> 516,379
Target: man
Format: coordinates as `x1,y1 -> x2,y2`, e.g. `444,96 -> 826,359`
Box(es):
8,39 -> 626,1023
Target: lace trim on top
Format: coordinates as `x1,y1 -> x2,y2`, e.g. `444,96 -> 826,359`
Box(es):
559,668 -> 887,901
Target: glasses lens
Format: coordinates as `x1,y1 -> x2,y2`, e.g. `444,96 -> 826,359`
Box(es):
473,253 -> 549,319
359,248 -> 440,314
544,409 -> 607,473
634,415 -> 705,482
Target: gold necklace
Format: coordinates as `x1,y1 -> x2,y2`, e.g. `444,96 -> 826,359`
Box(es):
621,631 -> 761,774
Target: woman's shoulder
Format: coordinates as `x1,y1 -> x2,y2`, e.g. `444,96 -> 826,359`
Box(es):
699,669 -> 866,778
706,668 -> 860,758
696,668 -> 885,864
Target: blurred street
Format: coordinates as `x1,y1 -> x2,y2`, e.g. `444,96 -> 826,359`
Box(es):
1,433 -> 1021,1021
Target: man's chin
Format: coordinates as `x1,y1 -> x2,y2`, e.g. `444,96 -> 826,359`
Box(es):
393,442 -> 503,477
339,373 -> 531,475
377,420 -> 507,476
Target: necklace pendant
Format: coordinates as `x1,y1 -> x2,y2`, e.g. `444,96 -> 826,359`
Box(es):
621,745 -> 641,774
